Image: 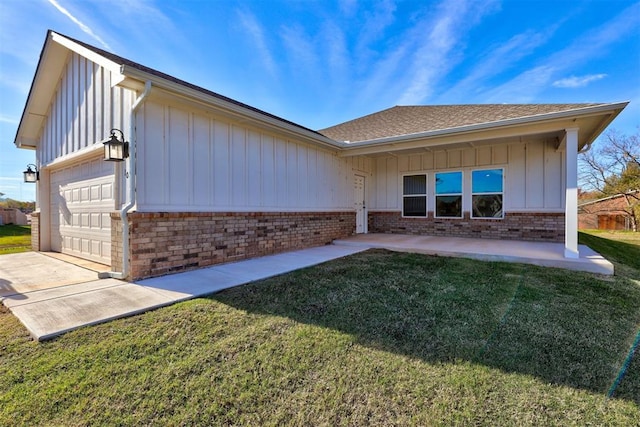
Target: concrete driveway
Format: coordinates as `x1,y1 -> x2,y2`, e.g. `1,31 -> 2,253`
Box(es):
0,245 -> 368,341
0,252 -> 103,297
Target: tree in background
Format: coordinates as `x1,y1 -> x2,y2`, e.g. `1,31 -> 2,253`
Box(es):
579,129 -> 640,231
0,198 -> 36,213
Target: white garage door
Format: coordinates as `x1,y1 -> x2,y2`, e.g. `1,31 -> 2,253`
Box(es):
50,157 -> 114,265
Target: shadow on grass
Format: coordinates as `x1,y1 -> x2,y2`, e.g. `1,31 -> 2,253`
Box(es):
0,224 -> 31,237
579,231 -> 640,273
212,249 -> 640,405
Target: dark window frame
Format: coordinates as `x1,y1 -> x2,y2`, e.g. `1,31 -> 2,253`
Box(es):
402,174 -> 427,217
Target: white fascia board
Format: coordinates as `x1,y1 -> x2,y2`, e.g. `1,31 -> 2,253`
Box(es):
14,38 -> 67,149
339,102 -> 629,156
119,65 -> 347,150
15,32 -> 124,150
14,137 -> 38,149
50,32 -> 124,86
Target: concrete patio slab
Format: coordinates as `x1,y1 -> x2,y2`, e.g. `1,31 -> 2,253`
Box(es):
333,234 -> 614,275
1,244 -> 368,341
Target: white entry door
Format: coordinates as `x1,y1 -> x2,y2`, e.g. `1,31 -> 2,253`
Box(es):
354,175 -> 366,234
50,156 -> 114,265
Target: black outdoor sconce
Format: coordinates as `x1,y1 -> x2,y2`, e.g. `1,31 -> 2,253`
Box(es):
23,164 -> 39,183
102,128 -> 129,162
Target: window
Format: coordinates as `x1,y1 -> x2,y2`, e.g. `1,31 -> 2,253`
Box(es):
402,174 -> 427,217
435,171 -> 462,218
472,169 -> 503,218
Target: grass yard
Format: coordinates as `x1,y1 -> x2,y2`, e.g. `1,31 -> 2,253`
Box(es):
0,225 -> 31,255
1,232 -> 639,425
579,230 -> 640,273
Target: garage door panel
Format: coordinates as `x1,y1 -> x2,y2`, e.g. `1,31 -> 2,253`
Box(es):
50,157 -> 114,265
102,183 -> 113,199
90,185 -> 100,200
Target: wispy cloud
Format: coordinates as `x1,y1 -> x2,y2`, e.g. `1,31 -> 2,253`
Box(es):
0,114 -> 18,125
396,0 -> 501,105
351,36 -> 410,111
280,24 -> 318,71
553,74 -> 608,88
483,2 -> 640,102
356,0 -> 396,53
321,21 -> 349,86
237,9 -> 277,77
436,27 -> 557,103
485,65 -> 557,103
339,0 -> 358,17
46,0 -> 110,50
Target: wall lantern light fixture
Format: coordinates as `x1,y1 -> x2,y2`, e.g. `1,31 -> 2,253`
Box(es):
23,164 -> 39,183
102,128 -> 129,162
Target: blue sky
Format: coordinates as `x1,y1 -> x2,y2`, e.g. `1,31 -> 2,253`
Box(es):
1,0 -> 639,201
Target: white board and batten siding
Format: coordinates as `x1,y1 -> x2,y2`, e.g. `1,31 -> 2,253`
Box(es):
136,100 -> 372,212
38,52 -> 134,166
36,52 -> 134,264
369,139 -> 565,212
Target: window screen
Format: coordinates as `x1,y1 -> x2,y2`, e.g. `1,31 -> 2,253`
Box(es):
402,175 -> 427,217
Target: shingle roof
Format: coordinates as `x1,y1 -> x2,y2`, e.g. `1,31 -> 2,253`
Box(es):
318,104 -> 605,142
50,32 -> 614,146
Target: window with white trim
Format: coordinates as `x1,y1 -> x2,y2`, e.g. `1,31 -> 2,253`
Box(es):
472,168 -> 504,218
435,171 -> 463,218
402,174 -> 427,217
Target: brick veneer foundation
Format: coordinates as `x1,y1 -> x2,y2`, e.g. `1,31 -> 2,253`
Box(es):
368,211 -> 564,242
30,211 -> 40,251
125,211 -> 355,280
110,213 -> 123,273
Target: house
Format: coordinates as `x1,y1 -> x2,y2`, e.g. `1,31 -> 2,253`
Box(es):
14,31 -> 627,280
578,191 -> 639,230
0,209 -> 29,226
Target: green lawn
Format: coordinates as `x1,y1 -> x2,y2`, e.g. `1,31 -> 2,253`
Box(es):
579,230 -> 640,273
0,232 -> 639,425
0,224 -> 31,254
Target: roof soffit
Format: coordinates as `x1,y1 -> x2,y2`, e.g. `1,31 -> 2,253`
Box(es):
14,31 -> 122,149
337,103 -> 627,157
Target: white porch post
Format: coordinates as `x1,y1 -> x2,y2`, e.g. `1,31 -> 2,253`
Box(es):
38,167 -> 51,251
564,128 -> 579,258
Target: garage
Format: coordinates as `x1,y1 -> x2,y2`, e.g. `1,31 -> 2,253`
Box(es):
50,156 -> 115,265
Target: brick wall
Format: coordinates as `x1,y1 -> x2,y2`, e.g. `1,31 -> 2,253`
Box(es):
578,194 -> 634,230
368,211 -> 564,242
110,213 -> 123,273
126,211 -> 355,280
30,211 -> 40,251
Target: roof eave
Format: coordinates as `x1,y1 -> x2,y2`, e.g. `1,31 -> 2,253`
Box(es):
118,65 -> 347,150
14,31 -> 122,150
338,102 -> 629,156
578,190 -> 639,207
